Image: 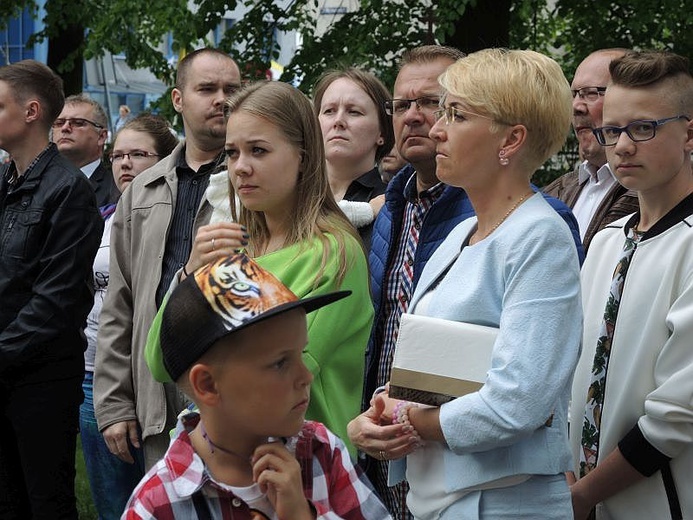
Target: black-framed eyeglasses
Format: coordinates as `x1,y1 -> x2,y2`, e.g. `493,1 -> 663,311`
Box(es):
571,86 -> 607,103
52,117 -> 104,129
384,96 -> 440,116
108,150 -> 160,163
433,106 -> 492,125
592,115 -> 691,146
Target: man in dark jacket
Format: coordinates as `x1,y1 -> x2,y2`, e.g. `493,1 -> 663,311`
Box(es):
53,93 -> 119,207
0,60 -> 103,519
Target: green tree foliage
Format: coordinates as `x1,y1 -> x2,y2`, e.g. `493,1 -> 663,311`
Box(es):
2,0 -> 690,181
553,0 -> 693,76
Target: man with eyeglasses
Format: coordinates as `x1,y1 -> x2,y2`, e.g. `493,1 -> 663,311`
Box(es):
349,45 -> 467,520
568,49 -> 693,520
53,94 -> 119,207
544,49 -> 639,253
94,48 -> 242,469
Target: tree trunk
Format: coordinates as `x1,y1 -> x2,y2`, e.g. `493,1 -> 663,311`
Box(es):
447,0 -> 511,52
47,25 -> 84,96
45,0 -> 85,95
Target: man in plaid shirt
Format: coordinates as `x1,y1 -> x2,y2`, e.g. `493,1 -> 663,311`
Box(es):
123,254 -> 390,520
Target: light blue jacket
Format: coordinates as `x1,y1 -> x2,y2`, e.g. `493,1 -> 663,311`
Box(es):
390,194 -> 582,492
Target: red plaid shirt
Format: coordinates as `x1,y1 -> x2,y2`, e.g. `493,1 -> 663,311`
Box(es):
123,415 -> 391,519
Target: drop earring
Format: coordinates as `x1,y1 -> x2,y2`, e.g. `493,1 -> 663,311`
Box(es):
499,149 -> 509,166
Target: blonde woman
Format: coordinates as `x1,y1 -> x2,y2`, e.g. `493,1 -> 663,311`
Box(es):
349,49 -> 582,518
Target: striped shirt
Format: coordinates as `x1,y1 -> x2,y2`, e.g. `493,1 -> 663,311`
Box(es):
372,173 -> 445,519
375,174 -> 446,390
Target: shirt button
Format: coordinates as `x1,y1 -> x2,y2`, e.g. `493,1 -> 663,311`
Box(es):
232,498 -> 241,507
192,180 -> 198,185
407,259 -> 414,266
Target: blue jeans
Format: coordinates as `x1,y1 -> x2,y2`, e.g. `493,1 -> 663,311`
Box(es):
80,371 -> 145,520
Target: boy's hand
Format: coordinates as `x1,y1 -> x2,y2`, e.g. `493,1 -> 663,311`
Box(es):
252,441 -> 315,520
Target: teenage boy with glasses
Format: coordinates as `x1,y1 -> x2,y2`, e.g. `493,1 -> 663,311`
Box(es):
569,49 -> 693,520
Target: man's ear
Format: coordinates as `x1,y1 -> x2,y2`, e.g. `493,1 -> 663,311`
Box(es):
188,364 -> 220,406
97,128 -> 108,148
25,99 -> 41,124
171,88 -> 183,114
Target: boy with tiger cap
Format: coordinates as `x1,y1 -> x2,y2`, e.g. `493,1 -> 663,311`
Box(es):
123,253 -> 391,520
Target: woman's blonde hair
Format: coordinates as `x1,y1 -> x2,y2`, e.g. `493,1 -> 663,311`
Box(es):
439,48 -> 572,171
225,81 -> 362,286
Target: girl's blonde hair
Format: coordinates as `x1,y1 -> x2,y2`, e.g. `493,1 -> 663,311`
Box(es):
225,81 -> 362,287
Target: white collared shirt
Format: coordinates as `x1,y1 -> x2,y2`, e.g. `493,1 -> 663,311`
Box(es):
80,158 -> 101,179
571,161 -> 618,240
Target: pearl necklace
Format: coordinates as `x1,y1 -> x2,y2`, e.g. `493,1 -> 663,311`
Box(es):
474,191 -> 533,242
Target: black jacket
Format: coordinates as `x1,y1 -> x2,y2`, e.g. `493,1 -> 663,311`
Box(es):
0,144 -> 103,383
90,160 -> 119,207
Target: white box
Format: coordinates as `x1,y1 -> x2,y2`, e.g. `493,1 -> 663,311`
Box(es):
389,313 -> 498,406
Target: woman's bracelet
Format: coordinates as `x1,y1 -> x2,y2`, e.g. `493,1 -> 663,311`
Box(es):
392,400 -> 422,441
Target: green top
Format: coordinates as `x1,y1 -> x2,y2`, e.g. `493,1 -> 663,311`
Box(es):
144,233 -> 373,458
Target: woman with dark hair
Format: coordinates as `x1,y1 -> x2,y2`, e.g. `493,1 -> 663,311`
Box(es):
313,68 -> 395,247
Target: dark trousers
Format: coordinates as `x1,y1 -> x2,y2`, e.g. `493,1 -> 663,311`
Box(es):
0,374 -> 83,519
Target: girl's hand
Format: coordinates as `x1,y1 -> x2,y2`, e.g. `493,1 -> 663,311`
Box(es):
185,222 -> 249,277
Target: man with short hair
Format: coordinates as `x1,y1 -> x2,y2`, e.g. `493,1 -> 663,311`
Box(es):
0,60 -> 103,519
54,94 -> 118,206
94,48 -> 242,469
364,47 -> 469,518
544,49 -> 639,253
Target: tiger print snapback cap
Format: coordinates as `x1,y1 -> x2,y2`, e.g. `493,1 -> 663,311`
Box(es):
159,253 -> 351,382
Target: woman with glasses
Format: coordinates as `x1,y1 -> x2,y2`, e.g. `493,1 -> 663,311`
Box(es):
313,67 -> 395,249
81,113 -> 178,520
350,49 -> 582,518
569,51 -> 693,520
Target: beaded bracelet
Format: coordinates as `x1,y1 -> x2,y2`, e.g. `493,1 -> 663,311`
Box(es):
392,401 -> 422,443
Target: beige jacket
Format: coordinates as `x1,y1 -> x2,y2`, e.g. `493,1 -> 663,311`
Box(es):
94,142 -> 212,439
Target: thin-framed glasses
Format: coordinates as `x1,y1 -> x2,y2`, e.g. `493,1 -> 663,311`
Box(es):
592,115 -> 690,146
108,150 -> 160,163
434,106 -> 493,125
571,87 -> 607,103
385,96 -> 440,116
52,117 -> 104,129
